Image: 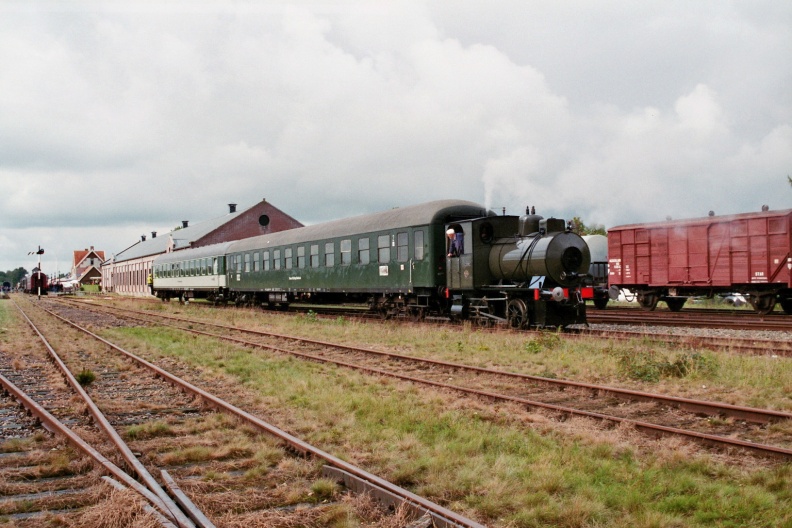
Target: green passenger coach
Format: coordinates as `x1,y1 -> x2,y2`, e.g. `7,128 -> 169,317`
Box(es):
224,200 -> 492,315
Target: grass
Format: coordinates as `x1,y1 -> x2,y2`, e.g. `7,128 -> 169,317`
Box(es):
86,303 -> 792,526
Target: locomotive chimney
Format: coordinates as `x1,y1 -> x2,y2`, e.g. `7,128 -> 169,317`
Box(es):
229,203 -> 237,213
182,220 -> 189,228
141,235 -> 146,242
152,231 -> 157,238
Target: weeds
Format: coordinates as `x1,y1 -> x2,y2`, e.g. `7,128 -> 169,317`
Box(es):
76,368 -> 96,386
616,349 -> 719,382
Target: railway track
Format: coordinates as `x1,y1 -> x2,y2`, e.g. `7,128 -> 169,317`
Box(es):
587,307 -> 792,332
59,297 -> 792,462
4,296 -> 484,527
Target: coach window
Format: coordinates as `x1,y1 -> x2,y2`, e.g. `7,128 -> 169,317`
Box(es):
414,230 -> 425,260
297,246 -> 306,269
263,250 -> 270,271
358,237 -> 370,264
340,239 -> 351,265
310,244 -> 319,268
274,249 -> 281,270
253,252 -> 260,272
396,232 -> 408,262
285,248 -> 293,270
325,242 -> 334,267
236,255 -> 243,273
378,235 -> 390,263
244,253 -> 251,273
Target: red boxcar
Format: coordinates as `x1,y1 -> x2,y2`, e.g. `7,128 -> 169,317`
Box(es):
608,208 -> 792,314
22,268 -> 49,295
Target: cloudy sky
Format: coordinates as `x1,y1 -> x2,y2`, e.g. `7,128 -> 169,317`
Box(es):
1,1 -> 790,275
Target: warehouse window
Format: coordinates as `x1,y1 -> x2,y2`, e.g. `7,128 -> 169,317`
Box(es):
273,249 -> 281,270
340,239 -> 351,265
396,232 -> 408,262
325,242 -> 334,267
297,246 -> 306,269
378,235 -> 390,263
310,244 -> 319,268
358,237 -> 370,264
285,248 -> 293,269
263,251 -> 270,271
414,230 -> 424,260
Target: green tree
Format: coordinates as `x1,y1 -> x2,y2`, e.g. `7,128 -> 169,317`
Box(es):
569,216 -> 607,235
0,267 -> 29,286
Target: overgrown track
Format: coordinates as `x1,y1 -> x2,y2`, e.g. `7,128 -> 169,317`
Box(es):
6,295 -> 485,527
64,298 -> 792,462
1,353 -> 109,525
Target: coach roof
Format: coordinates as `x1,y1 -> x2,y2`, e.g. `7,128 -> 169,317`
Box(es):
227,200 -> 492,253
153,241 -> 237,265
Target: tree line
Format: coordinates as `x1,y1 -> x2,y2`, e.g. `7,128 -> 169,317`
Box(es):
0,268 -> 28,286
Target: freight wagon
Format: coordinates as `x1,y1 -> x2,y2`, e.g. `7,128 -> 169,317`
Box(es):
607,208 -> 792,314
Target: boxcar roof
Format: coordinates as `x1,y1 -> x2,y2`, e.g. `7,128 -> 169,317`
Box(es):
228,200 -> 492,253
609,208 -> 792,231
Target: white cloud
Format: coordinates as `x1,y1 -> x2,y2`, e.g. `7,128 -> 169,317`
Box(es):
1,1 -> 790,273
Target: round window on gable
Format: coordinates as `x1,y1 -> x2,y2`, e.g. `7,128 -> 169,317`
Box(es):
259,215 -> 270,227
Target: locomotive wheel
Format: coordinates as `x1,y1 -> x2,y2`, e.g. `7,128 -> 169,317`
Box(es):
749,294 -> 776,315
665,297 -> 686,312
637,291 -> 659,311
506,299 -> 528,329
781,298 -> 792,315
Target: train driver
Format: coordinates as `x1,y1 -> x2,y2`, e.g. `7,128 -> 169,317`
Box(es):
446,229 -> 463,257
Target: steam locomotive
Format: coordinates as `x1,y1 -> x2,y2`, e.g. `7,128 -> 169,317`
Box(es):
153,200 -> 593,328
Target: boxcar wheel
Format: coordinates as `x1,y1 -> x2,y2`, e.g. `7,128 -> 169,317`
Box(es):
593,297 -> 608,310
749,294 -> 776,315
665,297 -> 686,312
637,291 -> 659,311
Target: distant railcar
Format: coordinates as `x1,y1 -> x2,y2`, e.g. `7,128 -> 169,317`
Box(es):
607,208 -> 792,314
21,268 -> 49,295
